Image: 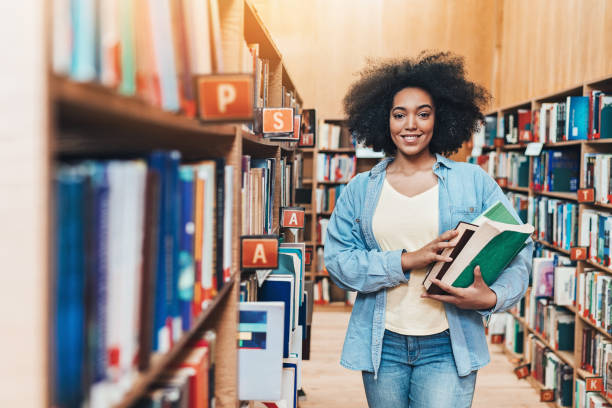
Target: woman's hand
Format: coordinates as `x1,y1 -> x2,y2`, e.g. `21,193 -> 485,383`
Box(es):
401,229 -> 459,271
421,266 -> 498,310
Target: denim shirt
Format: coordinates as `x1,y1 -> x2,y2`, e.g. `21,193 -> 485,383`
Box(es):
324,154 -> 533,378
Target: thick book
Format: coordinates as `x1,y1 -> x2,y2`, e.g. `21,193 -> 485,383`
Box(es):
238,302 -> 285,401
423,201 -> 533,295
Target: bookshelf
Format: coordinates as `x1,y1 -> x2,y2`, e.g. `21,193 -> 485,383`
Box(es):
480,73 -> 612,407
297,119 -> 381,308
28,0 -> 307,407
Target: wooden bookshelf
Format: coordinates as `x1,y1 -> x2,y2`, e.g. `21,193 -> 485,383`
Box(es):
41,0 -> 308,406
483,74 -> 612,406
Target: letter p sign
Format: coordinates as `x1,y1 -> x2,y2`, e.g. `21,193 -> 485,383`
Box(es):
196,74 -> 253,121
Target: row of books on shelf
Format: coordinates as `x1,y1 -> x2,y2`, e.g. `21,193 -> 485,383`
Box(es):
477,151 -> 529,187
237,243 -> 309,407
479,92 -> 612,147
575,378 -> 612,408
53,152 -> 233,407
317,121 -> 353,150
530,335 -> 574,407
242,155 -> 302,236
53,0 -> 243,114
578,269 -> 612,332
530,196 -> 579,251
315,184 -> 346,213
532,149 -> 580,192
134,331 -> 217,408
581,209 -> 612,267
316,218 -> 329,245
585,153 -> 612,204
280,154 -> 304,207
316,153 -> 356,183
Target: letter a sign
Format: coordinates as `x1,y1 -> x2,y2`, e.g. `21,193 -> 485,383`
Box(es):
241,235 -> 279,270
281,207 -> 305,229
196,74 -> 253,122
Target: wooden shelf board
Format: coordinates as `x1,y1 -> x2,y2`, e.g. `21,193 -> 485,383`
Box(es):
585,138 -> 612,145
543,140 -> 584,148
501,144 -> 527,150
503,185 -> 530,194
585,259 -> 612,275
525,324 -> 575,367
52,76 -> 240,158
302,178 -> 313,184
317,147 -> 355,153
533,190 -> 577,201
534,239 -> 571,256
583,201 -> 612,210
576,310 -> 612,340
243,0 -> 282,61
317,211 -> 333,216
114,274 -> 236,408
534,84 -> 584,103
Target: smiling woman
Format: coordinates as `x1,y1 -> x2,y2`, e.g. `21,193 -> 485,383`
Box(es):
324,51 -> 533,408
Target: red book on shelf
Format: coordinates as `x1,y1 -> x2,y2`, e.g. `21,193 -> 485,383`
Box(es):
518,109 -> 532,142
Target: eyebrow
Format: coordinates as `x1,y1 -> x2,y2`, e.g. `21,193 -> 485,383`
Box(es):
392,104 -> 433,111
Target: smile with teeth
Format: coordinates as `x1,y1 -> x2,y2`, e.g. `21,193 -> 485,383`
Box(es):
400,134 -> 422,142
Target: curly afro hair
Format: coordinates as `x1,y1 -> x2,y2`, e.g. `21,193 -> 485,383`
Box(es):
343,51 -> 491,156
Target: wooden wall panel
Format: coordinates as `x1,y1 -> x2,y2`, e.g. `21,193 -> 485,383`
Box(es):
497,0 -> 612,108
252,0 -> 497,119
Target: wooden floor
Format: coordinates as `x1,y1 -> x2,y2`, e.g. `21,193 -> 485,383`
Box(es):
300,304 -> 548,408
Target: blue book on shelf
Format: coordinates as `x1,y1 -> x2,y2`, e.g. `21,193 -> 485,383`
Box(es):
55,167 -> 86,407
259,276 -> 295,358
167,152 -> 182,342
565,96 -> 589,140
84,162 -> 110,383
178,166 -> 195,331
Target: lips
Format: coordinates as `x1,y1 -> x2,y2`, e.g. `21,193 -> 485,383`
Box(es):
400,134 -> 422,142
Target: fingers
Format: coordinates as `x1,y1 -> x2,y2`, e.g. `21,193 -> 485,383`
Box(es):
472,265 -> 488,286
429,278 -> 460,296
435,254 -> 453,263
421,292 -> 458,305
435,229 -> 459,243
436,241 -> 457,250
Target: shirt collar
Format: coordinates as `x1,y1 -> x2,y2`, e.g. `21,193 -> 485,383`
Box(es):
369,153 -> 453,178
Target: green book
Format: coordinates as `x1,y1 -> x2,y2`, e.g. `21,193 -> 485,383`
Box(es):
424,200 -> 533,294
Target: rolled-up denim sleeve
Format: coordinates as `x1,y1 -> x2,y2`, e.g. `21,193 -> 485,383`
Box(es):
324,183 -> 409,294
476,170 -> 533,317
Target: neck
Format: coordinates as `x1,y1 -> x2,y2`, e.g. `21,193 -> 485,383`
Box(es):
389,149 -> 437,175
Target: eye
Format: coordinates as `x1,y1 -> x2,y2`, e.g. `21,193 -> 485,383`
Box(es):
418,111 -> 431,119
392,113 -> 405,120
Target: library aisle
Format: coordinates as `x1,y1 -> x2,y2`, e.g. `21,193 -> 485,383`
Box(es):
301,304 -> 548,408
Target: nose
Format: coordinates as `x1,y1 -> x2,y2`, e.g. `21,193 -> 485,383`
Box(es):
405,114 -> 417,130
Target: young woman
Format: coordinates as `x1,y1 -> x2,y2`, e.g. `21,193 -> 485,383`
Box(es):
324,52 -> 532,408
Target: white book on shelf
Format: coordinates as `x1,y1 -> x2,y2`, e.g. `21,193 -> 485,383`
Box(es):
185,0 -> 213,75
552,265 -> 574,306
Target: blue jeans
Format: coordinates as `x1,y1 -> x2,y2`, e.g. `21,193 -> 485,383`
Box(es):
362,329 -> 477,408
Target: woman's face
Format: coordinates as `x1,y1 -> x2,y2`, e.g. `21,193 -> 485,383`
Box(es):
389,87 -> 435,158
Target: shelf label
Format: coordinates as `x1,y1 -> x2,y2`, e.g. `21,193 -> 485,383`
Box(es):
305,246 -> 313,266
525,142 -> 544,156
241,235 -> 279,270
514,364 -> 530,379
281,207 -> 305,229
570,247 -> 588,261
196,74 -> 254,121
262,108 -> 294,134
496,177 -> 508,188
540,389 -> 555,402
577,188 -> 595,203
490,334 -> 504,344
586,376 -> 604,392
519,130 -> 532,143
